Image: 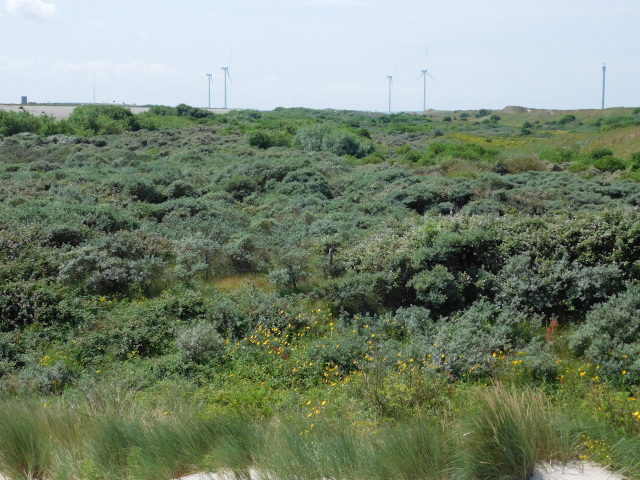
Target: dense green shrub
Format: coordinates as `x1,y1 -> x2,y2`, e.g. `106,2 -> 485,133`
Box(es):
57,231 -> 168,295
630,151 -> 640,172
521,121 -> 534,135
176,320 -> 224,363
247,131 -> 272,149
355,128 -> 372,139
493,254 -> 622,319
424,301 -> 542,378
125,180 -> 166,203
294,125 -> 373,158
0,280 -> 81,332
43,224 -> 89,247
173,234 -> 219,284
426,142 -> 498,162
558,114 -> 576,125
277,168 -> 333,199
247,129 -> 291,149
67,105 -> 140,136
173,104 -> 215,119
568,283 -> 640,384
589,147 -> 614,160
566,147 -> 626,173
0,110 -> 63,136
166,180 -> 197,199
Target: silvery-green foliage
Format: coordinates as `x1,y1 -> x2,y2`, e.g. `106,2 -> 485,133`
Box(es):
495,253 -> 622,317
294,124 -> 373,158
392,306 -> 433,336
568,283 -> 640,383
176,320 -> 224,363
166,180 -> 197,199
18,357 -> 74,394
277,168 -> 333,199
520,338 -> 559,382
174,235 -> 218,283
420,300 -> 542,378
407,265 -> 459,310
58,231 -> 167,295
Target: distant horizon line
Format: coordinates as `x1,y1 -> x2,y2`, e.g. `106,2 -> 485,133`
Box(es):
1,102 -> 637,115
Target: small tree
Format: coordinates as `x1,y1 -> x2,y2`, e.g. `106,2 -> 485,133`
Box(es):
174,235 -> 219,284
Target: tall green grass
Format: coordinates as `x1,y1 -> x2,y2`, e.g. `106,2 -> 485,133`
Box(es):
366,418 -> 453,480
451,384 -> 580,480
202,416 -> 258,480
0,399 -> 52,480
0,386 -> 635,480
127,417 -> 218,480
259,417 -> 320,480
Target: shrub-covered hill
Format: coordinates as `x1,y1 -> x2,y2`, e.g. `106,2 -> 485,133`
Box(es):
0,107 -> 639,402
1,103 -> 640,477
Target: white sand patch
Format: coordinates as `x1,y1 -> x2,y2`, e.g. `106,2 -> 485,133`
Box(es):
176,463 -> 629,480
531,462 -> 627,480
0,462 -> 629,480
179,469 -> 262,480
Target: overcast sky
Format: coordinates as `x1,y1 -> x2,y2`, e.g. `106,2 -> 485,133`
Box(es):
1,0 -> 638,112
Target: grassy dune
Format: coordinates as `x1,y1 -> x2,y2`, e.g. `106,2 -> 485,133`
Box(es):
0,104 -> 639,479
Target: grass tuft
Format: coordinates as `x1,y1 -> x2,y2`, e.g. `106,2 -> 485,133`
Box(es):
452,384 -> 566,480
0,399 -> 52,480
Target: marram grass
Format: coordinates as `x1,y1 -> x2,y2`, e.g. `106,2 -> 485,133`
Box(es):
0,399 -> 52,480
451,384 -> 578,480
0,386 -> 635,480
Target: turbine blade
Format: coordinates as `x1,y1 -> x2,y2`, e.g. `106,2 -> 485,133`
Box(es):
427,71 -> 439,84
228,48 -> 233,64
227,69 -> 233,86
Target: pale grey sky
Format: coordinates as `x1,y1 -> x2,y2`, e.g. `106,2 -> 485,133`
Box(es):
1,0 -> 638,111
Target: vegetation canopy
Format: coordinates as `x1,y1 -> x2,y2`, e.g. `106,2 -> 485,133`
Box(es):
0,104 -> 640,479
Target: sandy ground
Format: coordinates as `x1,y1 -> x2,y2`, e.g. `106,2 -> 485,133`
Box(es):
175,463 -> 628,480
0,104 -> 230,119
531,462 -> 627,479
0,462 -> 628,480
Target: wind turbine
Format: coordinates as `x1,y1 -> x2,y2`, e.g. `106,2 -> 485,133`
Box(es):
205,59 -> 216,108
418,47 -> 438,111
221,67 -> 232,108
221,50 -> 233,109
387,75 -> 393,113
601,63 -> 606,110
205,73 -> 213,108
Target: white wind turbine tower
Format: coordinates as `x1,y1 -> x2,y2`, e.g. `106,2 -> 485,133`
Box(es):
387,75 -> 393,113
601,63 -> 606,110
221,50 -> 233,109
205,73 -> 213,108
205,59 -> 216,108
418,47 -> 438,111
